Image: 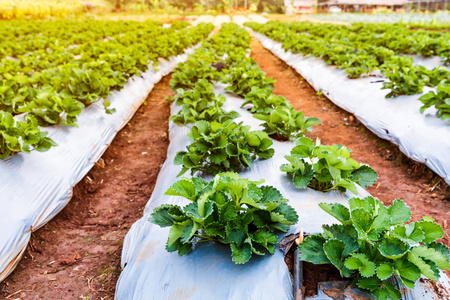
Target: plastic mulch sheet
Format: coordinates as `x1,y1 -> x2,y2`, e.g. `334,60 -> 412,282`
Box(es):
0,46 -> 197,282
250,30 -> 450,187
115,83 -> 450,299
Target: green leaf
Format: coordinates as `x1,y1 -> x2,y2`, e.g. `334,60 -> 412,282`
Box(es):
298,234 -> 330,264
165,178 -> 199,200
319,202 -> 351,225
356,276 -> 383,292
230,241 -> 252,264
392,222 -> 425,244
394,258 -> 421,288
376,262 -> 394,280
373,281 -> 401,300
388,199 -> 411,225
379,238 -> 410,259
149,205 -> 180,227
167,224 -> 185,247
350,165 -> 378,188
411,245 -> 450,270
416,220 -> 444,243
344,253 -> 376,277
323,239 -> 353,278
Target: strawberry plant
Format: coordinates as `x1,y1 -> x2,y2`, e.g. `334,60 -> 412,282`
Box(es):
299,196 -> 450,300
382,67 -> 426,98
280,137 -> 377,194
170,80 -> 239,126
223,60 -> 275,97
149,172 -> 299,264
419,81 -> 450,123
242,86 -> 292,115
175,120 -> 274,176
170,59 -> 221,91
0,111 -> 57,158
254,106 -> 321,141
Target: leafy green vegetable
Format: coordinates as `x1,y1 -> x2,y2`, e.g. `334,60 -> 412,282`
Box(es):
246,21 -> 450,102
419,80 -> 450,123
254,106 -> 321,141
149,172 -> 299,264
242,86 -> 292,115
0,111 -> 57,158
223,58 -> 275,97
170,79 -> 239,126
175,120 -> 275,176
280,137 -> 378,194
299,196 -> 450,299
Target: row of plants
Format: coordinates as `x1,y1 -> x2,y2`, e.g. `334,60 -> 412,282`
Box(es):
245,21 -> 450,123
148,23 -> 450,299
0,20 -> 166,59
0,22 -> 214,159
0,21 -> 191,75
152,23 -> 299,264
150,23 -> 378,265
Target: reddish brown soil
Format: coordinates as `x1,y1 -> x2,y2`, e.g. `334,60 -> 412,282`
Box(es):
0,75 -> 174,300
303,262 -> 344,297
250,38 -> 450,249
284,245 -> 344,297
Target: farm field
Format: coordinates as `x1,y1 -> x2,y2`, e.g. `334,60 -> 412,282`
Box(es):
1,12 -> 450,300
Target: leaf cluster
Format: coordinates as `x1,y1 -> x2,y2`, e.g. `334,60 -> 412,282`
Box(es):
254,106 -> 321,141
280,137 -> 378,194
0,111 -> 57,159
175,120 -> 274,176
149,172 -> 299,264
170,79 -> 239,126
419,80 -> 450,123
223,59 -> 276,97
299,196 -> 450,299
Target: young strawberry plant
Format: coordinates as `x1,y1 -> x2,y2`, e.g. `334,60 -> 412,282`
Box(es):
419,80 -> 450,123
299,196 -> 450,300
254,106 -> 321,141
223,60 -> 275,97
382,66 -> 426,98
170,80 -> 239,126
149,172 -> 299,264
0,111 -> 57,159
242,86 -> 292,115
280,137 -> 377,194
170,58 -> 221,91
175,120 -> 274,176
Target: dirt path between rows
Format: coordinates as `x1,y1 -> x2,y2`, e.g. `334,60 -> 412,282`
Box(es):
0,76 -> 174,300
250,38 -> 450,247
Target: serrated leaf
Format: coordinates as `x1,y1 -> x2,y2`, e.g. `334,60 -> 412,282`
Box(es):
344,253 -> 376,277
319,202 -> 351,225
411,245 -> 450,270
165,178 -> 198,200
230,241 -> 252,264
298,234 -> 330,264
356,276 -> 383,292
323,239 -> 354,278
416,220 -> 444,243
379,238 -> 410,259
388,199 -> 411,225
373,281 -> 401,300
376,262 -> 394,280
393,258 -> 421,289
149,205 -> 179,227
350,165 -> 378,189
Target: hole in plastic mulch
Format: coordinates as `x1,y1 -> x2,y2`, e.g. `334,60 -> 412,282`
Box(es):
280,232 -> 374,300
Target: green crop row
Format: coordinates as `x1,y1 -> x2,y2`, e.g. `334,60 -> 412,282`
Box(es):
0,21 -> 213,159
246,21 -> 450,123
